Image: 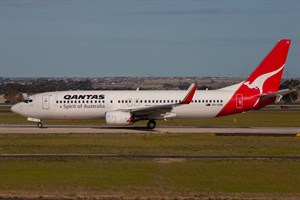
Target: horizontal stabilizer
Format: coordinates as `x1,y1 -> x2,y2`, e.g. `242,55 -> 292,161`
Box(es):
259,89 -> 295,103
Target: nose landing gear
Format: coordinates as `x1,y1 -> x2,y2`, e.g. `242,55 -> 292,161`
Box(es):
27,117 -> 44,128
37,122 -> 44,128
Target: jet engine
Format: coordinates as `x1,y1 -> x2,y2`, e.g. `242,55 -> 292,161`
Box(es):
105,110 -> 133,125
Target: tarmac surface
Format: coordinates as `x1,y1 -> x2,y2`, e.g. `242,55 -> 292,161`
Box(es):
1,124 -> 300,136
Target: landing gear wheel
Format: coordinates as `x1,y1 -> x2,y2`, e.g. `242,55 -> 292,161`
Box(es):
147,120 -> 156,129
37,122 -> 44,128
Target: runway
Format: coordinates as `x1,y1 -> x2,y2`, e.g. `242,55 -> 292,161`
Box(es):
1,154 -> 300,160
1,124 -> 300,136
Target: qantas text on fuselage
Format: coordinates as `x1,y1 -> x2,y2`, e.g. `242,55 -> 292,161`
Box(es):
11,39 -> 292,129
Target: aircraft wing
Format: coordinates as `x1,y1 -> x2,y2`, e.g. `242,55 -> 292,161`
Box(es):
121,83 -> 198,119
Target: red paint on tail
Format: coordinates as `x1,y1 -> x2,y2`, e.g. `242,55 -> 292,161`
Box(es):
217,39 -> 291,117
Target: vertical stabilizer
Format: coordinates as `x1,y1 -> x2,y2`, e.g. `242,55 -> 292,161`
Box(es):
244,39 -> 291,95
217,39 -> 291,116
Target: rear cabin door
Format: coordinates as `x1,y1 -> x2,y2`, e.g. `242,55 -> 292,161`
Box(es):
236,94 -> 243,109
42,95 -> 50,109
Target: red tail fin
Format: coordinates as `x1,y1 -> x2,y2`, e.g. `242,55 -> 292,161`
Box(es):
217,39 -> 291,116
244,39 -> 291,94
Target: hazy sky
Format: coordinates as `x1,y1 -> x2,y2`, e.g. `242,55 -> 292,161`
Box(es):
1,0 -> 299,77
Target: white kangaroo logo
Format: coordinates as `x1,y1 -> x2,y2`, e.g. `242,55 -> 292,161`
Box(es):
243,65 -> 284,107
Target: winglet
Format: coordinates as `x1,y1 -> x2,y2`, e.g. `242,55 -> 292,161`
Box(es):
180,83 -> 198,104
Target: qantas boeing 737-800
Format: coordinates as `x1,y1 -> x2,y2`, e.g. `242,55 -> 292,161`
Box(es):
11,39 -> 292,129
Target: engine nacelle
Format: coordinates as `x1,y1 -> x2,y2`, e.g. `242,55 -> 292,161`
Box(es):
105,110 -> 133,125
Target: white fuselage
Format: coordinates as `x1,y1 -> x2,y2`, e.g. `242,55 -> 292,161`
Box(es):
12,89 -> 235,120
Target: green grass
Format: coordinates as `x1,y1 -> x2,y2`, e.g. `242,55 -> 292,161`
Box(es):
1,110 -> 300,127
1,108 -> 300,198
0,158 -> 300,198
0,106 -> 11,110
0,133 -> 300,156
0,133 -> 300,198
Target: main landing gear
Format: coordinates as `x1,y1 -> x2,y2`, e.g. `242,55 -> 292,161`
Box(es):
147,119 -> 156,129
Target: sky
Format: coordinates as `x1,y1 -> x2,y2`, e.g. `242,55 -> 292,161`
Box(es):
0,0 -> 299,78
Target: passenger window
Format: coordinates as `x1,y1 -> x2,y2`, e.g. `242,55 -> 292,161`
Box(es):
111,100 -> 113,103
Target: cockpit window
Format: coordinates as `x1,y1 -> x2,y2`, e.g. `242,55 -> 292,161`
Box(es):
23,99 -> 33,103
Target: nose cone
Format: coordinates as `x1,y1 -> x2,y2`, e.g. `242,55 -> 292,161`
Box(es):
11,103 -> 21,114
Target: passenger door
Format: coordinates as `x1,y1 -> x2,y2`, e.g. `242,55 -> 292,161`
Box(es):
42,95 -> 50,109
236,94 -> 243,109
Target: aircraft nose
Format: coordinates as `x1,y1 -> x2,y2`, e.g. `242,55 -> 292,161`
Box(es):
11,103 -> 21,114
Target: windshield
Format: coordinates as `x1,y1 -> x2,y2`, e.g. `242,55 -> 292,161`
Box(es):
23,99 -> 33,103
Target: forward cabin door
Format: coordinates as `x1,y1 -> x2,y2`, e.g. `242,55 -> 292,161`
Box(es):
42,95 -> 50,109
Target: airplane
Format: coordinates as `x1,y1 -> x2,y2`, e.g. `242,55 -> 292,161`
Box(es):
11,39 -> 292,129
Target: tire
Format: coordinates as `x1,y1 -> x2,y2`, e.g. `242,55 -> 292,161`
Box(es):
37,122 -> 43,128
147,120 -> 156,129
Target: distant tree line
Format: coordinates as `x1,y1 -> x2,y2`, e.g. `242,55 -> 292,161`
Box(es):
164,82 -> 213,90
0,80 -> 92,103
279,79 -> 300,103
